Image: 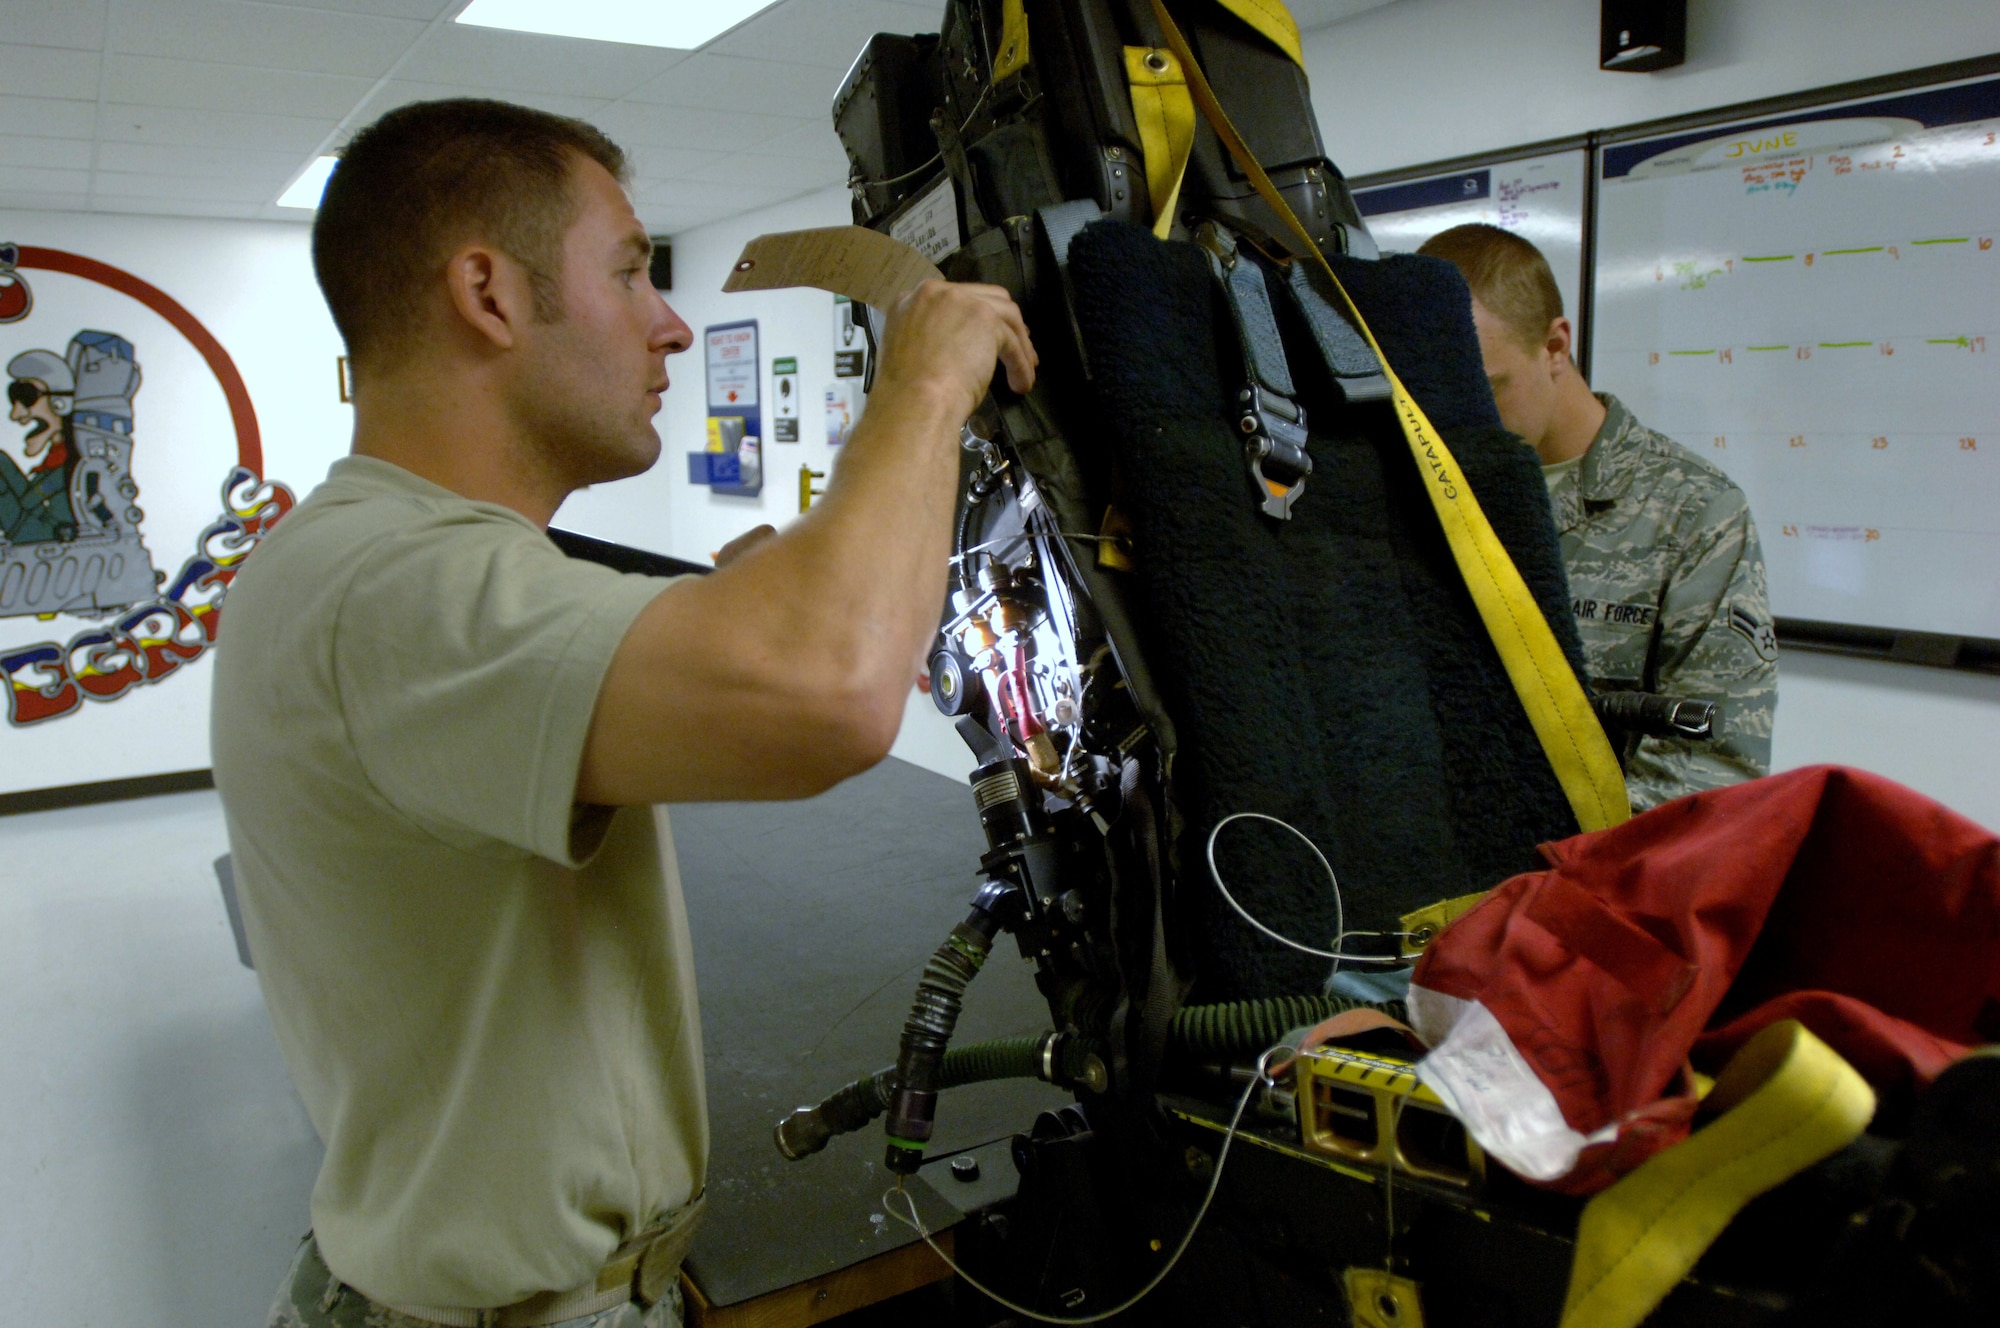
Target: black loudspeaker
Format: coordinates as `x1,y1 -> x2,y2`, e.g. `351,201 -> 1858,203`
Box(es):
647,238 -> 672,291
1601,0 -> 1686,72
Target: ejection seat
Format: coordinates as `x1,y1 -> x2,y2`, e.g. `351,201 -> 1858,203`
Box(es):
756,3 -> 1998,1326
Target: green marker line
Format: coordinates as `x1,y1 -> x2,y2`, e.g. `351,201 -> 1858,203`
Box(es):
1818,341 -> 1872,348
1823,246 -> 1885,255
1927,337 -> 1971,347
1742,255 -> 1794,262
1668,349 -> 1716,356
1747,345 -> 1790,351
1911,237 -> 1969,245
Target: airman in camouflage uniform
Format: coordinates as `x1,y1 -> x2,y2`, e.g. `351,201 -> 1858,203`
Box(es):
1552,395 -> 1776,811
1419,223 -> 1776,812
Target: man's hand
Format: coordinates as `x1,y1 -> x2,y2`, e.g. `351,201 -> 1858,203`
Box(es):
872,280 -> 1036,424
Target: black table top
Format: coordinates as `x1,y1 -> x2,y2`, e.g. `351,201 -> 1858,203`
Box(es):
672,757 -> 1067,1308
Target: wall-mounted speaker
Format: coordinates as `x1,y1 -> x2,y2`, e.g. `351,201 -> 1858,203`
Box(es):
1601,0 -> 1686,73
648,238 -> 673,291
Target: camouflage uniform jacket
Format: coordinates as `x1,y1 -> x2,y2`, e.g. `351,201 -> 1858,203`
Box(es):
1550,394 -> 1777,812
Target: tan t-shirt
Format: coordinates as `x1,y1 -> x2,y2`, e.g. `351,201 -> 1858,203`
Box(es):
211,456 -> 706,1308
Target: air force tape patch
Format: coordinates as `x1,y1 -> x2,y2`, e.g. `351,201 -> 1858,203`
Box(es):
1729,602 -> 1779,661
1573,597 -> 1658,628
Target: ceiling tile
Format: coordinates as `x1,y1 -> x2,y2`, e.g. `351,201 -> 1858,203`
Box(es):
104,53 -> 375,118
395,23 -> 687,100
94,139 -> 303,180
89,170 -> 280,203
1290,0 -> 1404,31
254,0 -> 458,18
0,94 -> 96,141
594,102 -> 808,154
97,102 -> 338,155
2,165 -> 91,193
348,79 -> 615,129
739,118 -> 844,164
636,197 -> 738,234
642,177 -> 804,217
0,187 -> 92,212
89,193 -> 266,220
625,145 -> 732,181
680,151 -> 824,189
0,43 -> 103,100
105,0 -> 426,78
0,134 -> 86,170
0,0 -> 110,51
707,0 -> 936,70
623,53 -> 844,123
636,205 -> 728,236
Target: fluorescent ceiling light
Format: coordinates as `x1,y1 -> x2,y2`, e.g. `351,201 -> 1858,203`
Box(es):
277,156 -> 339,210
455,0 -> 783,51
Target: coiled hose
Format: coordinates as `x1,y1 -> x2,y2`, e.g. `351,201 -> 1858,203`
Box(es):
1171,990 -> 1406,1059
774,991 -> 1403,1161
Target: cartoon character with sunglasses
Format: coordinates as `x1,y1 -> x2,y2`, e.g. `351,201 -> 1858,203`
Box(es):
3,348 -> 79,544
1,331 -> 160,617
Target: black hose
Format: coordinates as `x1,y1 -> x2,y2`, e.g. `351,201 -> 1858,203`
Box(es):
775,1036 -> 1045,1162
882,931 -> 993,1173
774,994 -> 1404,1162
1170,991 -> 1405,1059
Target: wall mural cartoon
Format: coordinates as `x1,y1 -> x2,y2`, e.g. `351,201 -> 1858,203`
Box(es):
0,242 -> 295,730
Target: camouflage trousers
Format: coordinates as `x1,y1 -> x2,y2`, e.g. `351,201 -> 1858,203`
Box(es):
269,1234 -> 685,1328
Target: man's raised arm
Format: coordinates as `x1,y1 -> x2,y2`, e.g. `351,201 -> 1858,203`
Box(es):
577,280 -> 1036,806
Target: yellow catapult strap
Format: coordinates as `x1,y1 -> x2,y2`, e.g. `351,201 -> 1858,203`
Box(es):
1146,0 -> 1630,832
993,0 -> 1030,81
1213,0 -> 1304,67
1124,46 -> 1196,239
1560,1021 -> 1875,1328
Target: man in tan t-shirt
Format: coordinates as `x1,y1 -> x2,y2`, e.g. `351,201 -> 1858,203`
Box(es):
212,99 -> 1035,1328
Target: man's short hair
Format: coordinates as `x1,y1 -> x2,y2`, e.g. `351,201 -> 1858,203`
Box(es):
1418,223 -> 1564,352
313,99 -> 629,369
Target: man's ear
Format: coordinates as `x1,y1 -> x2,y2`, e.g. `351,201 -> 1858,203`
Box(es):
1544,316 -> 1577,376
443,245 -> 532,351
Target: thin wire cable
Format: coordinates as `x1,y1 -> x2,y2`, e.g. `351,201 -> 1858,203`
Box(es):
884,1043 -> 1294,1325
950,531 -> 1126,565
854,82 -> 995,189
1204,812 -> 1414,967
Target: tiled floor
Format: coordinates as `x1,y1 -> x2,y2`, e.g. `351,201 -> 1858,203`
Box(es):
1,787 -> 323,1326
2,758 -> 1059,1326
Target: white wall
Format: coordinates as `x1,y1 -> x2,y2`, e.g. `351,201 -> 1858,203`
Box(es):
556,184 -> 979,784
0,210 -> 350,796
1306,0 -> 2000,178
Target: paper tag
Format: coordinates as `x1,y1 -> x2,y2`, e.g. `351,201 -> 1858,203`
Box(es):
723,226 -> 943,309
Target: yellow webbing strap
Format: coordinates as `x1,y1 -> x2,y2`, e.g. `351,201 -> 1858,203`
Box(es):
1146,0 -> 1630,831
993,0 -> 1030,82
1397,890 -> 1489,959
1124,46 -> 1196,239
1560,1021 -> 1875,1328
1213,0 -> 1304,67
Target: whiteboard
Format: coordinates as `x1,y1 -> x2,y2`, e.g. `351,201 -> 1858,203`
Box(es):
1591,73 -> 2000,641
1351,149 -> 1591,356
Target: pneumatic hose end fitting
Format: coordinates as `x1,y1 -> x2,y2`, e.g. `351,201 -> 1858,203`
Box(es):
882,882 -> 1015,1175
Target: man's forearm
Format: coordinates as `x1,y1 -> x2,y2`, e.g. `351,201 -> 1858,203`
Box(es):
576,280 -> 1033,806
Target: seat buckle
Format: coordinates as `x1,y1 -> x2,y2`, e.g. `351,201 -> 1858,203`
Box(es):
1239,384 -> 1311,520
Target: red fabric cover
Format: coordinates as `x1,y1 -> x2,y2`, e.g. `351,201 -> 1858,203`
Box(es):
1411,765 -> 2000,1195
